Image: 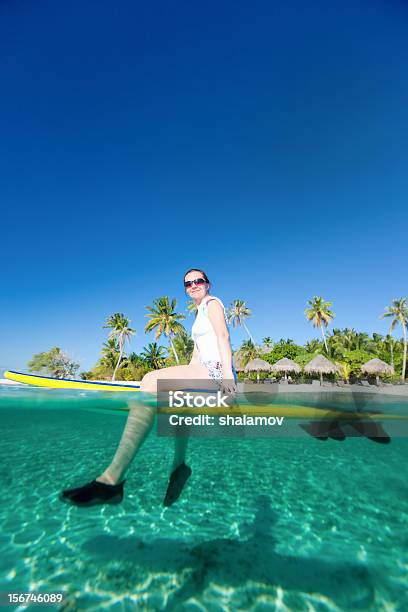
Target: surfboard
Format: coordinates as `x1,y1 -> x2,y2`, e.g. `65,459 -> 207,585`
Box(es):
3,371 -> 140,392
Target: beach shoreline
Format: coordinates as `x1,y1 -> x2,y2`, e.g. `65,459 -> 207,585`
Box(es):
1,377 -> 407,397
237,382 -> 408,397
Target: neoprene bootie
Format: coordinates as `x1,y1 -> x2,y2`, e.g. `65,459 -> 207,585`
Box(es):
163,463 -> 192,507
60,479 -> 126,507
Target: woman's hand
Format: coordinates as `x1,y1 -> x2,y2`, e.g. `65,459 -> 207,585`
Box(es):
220,369 -> 237,398
205,300 -> 236,397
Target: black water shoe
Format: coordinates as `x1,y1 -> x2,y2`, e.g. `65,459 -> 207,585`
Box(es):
60,479 -> 126,507
163,463 -> 192,507
346,419 -> 391,444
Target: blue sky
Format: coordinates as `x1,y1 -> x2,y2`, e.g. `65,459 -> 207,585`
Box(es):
1,0 -> 407,372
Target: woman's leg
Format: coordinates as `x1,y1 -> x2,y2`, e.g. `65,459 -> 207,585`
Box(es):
172,434 -> 189,471
97,401 -> 156,485
97,363 -> 212,485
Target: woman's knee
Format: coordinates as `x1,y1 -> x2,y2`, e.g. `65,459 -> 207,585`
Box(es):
140,371 -> 158,392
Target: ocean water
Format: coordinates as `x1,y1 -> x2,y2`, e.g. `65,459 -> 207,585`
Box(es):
0,386 -> 407,611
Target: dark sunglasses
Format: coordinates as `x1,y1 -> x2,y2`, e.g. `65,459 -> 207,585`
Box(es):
184,278 -> 207,288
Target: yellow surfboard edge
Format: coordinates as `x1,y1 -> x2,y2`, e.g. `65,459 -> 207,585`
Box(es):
4,371 -> 141,393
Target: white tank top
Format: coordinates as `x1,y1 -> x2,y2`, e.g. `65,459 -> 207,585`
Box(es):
191,296 -> 228,363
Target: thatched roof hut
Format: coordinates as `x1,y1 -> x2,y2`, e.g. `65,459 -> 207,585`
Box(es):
361,358 -> 394,384
361,358 -> 394,375
244,358 -> 272,382
271,358 -> 300,380
304,354 -> 336,384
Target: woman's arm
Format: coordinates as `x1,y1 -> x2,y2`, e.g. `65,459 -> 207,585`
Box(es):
189,342 -> 201,365
207,300 -> 234,381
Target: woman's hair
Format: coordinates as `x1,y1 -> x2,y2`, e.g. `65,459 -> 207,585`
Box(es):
183,268 -> 211,285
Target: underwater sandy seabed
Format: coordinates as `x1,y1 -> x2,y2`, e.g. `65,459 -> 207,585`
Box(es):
0,392 -> 407,611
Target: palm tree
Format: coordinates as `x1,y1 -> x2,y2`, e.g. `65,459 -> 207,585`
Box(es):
172,332 -> 195,363
103,313 -> 136,381
277,338 -> 295,346
381,298 -> 408,380
361,333 -> 378,354
100,337 -> 120,370
383,334 -> 397,368
186,299 -> 198,316
145,297 -> 186,364
304,296 -> 335,353
373,333 -> 397,368
355,332 -> 371,351
326,331 -> 345,359
236,339 -> 260,366
227,299 -> 255,343
262,337 -> 273,349
342,328 -> 358,350
140,343 -> 167,370
304,339 -> 323,353
128,352 -> 145,368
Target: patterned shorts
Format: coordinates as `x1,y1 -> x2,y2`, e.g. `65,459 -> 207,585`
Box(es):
201,361 -> 238,384
202,360 -> 223,382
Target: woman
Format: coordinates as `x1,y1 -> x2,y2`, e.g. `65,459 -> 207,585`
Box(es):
61,268 -> 236,507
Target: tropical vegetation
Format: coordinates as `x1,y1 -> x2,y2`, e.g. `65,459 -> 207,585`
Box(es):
381,298 -> 408,381
103,313 -> 135,380
28,295 -> 407,384
227,299 -> 255,343
304,296 -> 334,352
145,297 -> 186,364
28,347 -> 80,378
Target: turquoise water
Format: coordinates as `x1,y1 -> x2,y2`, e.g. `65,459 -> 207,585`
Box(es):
1,386 -> 407,611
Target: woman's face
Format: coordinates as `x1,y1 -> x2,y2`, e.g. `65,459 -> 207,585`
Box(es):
184,270 -> 209,301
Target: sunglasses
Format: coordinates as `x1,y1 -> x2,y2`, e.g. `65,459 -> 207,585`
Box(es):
184,278 -> 207,288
